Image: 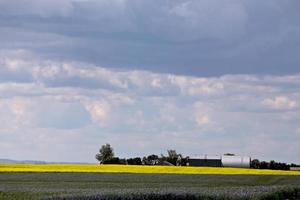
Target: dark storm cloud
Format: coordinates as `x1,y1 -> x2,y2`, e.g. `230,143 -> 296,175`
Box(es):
0,0 -> 300,76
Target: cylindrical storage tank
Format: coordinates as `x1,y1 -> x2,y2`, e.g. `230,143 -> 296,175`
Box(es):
221,156 -> 250,168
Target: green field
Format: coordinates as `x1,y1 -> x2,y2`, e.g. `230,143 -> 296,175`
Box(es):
1,172 -> 300,199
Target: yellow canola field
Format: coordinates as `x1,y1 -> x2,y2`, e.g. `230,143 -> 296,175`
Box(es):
1,164 -> 300,175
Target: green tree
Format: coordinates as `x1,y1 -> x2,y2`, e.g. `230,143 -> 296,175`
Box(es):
127,157 -> 142,165
167,149 -> 179,165
95,143 -> 114,164
250,159 -> 260,169
147,154 -> 159,165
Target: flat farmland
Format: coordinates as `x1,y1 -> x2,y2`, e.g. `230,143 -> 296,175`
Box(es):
0,165 -> 300,200
1,164 -> 300,175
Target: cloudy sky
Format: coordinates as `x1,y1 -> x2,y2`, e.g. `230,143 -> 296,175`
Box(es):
0,0 -> 299,163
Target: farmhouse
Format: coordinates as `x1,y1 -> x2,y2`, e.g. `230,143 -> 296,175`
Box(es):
188,155 -> 251,168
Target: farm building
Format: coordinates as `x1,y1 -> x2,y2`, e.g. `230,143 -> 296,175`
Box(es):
188,155 -> 251,168
188,155 -> 222,167
290,167 -> 300,171
222,155 -> 251,168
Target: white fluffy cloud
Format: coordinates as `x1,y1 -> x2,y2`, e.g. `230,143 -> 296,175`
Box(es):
1,0 -> 300,164
0,51 -> 300,163
195,115 -> 210,126
0,97 -> 33,129
83,100 -> 110,126
262,96 -> 297,110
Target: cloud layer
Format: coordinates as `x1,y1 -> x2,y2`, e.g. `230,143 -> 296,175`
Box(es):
0,0 -> 300,75
0,50 -> 299,163
1,1 -> 299,163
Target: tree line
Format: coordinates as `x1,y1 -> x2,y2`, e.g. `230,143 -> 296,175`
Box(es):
95,143 -> 188,166
250,159 -> 297,170
96,143 -> 297,170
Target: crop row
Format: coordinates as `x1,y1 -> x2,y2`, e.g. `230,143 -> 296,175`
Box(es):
44,188 -> 300,200
1,164 -> 300,175
1,173 -> 300,200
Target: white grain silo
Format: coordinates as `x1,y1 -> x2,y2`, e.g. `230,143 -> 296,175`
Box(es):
221,155 -> 251,168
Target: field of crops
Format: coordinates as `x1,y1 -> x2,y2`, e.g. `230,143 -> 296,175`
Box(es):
0,172 -> 300,200
1,164 -> 300,199
1,164 -> 300,175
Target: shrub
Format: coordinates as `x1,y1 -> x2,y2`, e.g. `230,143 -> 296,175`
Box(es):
127,157 -> 142,165
102,157 -> 123,164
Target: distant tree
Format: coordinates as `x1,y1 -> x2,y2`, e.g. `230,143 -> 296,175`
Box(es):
167,150 -> 178,159
269,160 -> 276,169
103,157 -> 120,164
176,154 -> 183,166
127,157 -> 142,165
251,159 -> 290,170
146,154 -> 159,165
167,150 -> 179,165
142,156 -> 148,165
156,150 -> 189,166
95,143 -> 114,164
269,160 -> 290,170
250,159 -> 260,169
260,161 -> 269,169
181,156 -> 189,166
291,163 -> 299,167
160,154 -> 167,161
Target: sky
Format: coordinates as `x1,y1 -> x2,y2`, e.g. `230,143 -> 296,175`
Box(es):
0,0 -> 300,163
